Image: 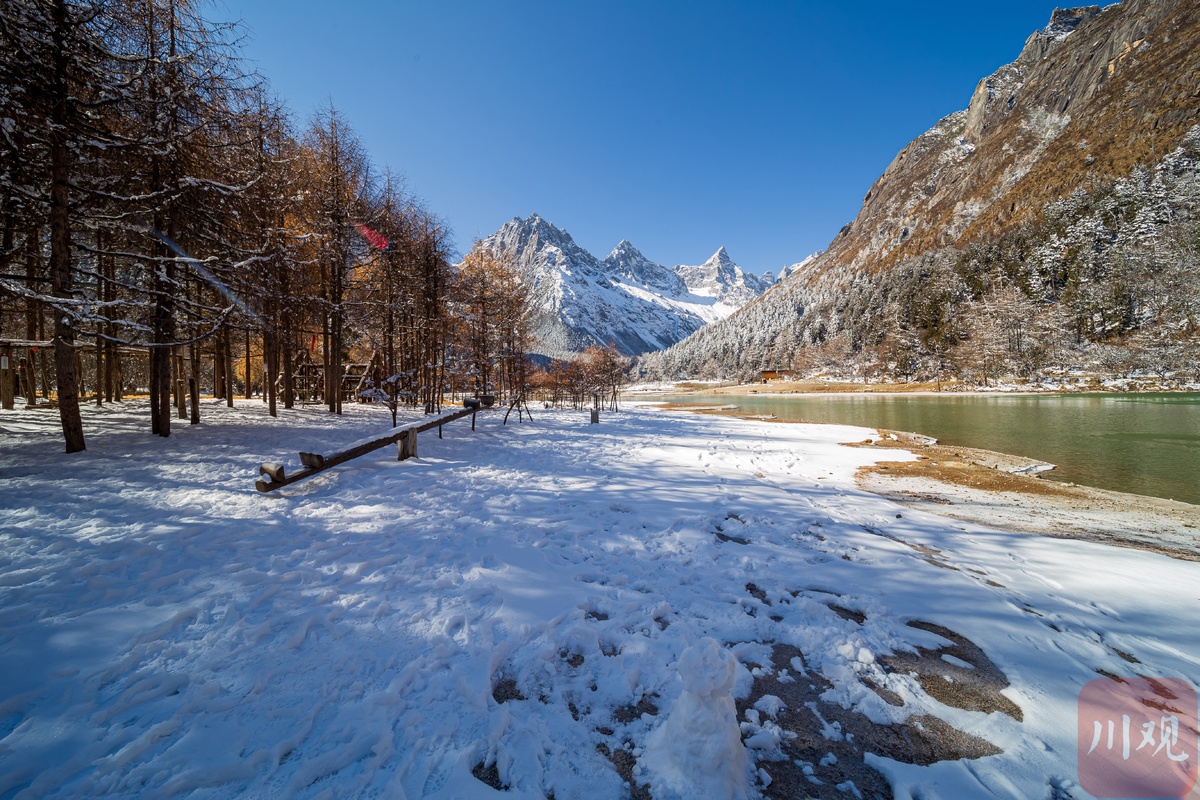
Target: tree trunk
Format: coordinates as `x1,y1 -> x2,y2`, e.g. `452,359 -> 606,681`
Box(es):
332,321 -> 343,414
149,239 -> 174,436
150,345 -> 171,436
48,0 -> 85,452
189,343 -> 200,424
213,335 -> 226,400
244,328 -> 252,399
265,330 -> 278,417
0,347 -> 13,410
282,330 -> 294,409
147,227 -> 173,437
104,340 -> 116,402
323,326 -> 333,412
95,337 -> 103,406
38,333 -> 50,400
224,327 -> 234,408
21,358 -> 37,406
103,244 -> 116,402
175,349 -> 186,418
24,226 -> 39,344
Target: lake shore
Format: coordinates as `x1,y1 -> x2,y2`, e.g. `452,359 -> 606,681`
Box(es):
628,377 -> 1200,398
638,400 -> 1200,563
853,430 -> 1200,563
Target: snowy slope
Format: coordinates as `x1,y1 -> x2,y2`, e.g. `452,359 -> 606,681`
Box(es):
775,252 -> 820,283
479,214 -> 768,357
2,399 -> 1198,799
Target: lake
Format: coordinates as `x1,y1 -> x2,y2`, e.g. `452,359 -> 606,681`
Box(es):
655,392 -> 1200,506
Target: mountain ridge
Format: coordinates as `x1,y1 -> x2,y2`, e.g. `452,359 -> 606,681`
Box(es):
634,0 -> 1200,381
477,214 -> 771,358
821,0 -> 1197,276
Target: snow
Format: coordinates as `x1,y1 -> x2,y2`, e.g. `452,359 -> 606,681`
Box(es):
2,398 -> 1199,799
642,637 -> 751,800
481,214 -> 769,356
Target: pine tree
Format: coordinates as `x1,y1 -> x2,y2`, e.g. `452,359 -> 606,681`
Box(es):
300,105 -> 373,414
0,0 -> 121,451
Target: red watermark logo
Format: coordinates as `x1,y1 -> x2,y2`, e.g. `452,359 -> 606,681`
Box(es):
1079,677 -> 1198,799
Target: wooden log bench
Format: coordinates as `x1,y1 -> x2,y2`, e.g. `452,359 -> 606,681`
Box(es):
256,404 -> 484,493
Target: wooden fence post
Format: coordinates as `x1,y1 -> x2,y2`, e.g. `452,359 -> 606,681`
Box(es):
397,429 -> 418,461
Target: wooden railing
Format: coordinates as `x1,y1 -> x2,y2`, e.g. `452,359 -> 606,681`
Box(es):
256,404 -> 485,493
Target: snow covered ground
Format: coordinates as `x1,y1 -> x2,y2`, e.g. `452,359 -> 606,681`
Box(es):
1,399 -> 1197,799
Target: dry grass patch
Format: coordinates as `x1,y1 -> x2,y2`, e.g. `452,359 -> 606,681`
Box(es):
861,457 -> 1074,498
852,432 -> 1076,499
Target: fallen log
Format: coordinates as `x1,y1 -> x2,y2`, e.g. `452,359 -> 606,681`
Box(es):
256,405 -> 481,492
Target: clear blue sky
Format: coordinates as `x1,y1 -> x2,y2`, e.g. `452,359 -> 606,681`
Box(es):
226,0 -> 1075,274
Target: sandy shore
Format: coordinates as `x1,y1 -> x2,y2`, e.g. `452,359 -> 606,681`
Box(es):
643,400 -> 1200,563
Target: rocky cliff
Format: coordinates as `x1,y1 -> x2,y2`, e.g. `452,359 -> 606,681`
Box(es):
825,0 -> 1199,275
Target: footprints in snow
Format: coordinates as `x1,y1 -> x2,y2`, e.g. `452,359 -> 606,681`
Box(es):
484,602 -> 664,799
715,513 -> 751,545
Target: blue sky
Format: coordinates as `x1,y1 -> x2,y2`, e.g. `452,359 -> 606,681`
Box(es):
226,1 -> 1073,274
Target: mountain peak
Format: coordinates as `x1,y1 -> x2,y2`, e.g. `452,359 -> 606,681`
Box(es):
521,212 -> 556,232
603,240 -> 687,295
512,211 -> 544,227
1042,6 -> 1102,41
1018,5 -> 1103,64
499,213 -> 578,245
510,212 -> 557,230
607,239 -> 644,259
674,248 -> 769,305
705,246 -> 734,267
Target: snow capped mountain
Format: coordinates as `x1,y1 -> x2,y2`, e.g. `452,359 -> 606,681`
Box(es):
603,240 -> 686,296
673,246 -> 771,307
477,214 -> 769,357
